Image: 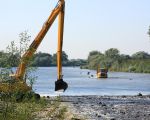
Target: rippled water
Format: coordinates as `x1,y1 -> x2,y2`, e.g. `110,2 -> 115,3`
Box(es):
32,67 -> 150,96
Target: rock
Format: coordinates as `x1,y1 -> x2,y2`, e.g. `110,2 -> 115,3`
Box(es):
91,104 -> 94,107
102,103 -> 106,107
120,111 -> 125,114
110,118 -> 116,120
137,93 -> 143,96
99,102 -> 102,104
73,102 -> 78,104
95,113 -> 101,118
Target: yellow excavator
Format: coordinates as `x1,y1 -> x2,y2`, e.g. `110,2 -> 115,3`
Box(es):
11,0 -> 68,92
96,65 -> 108,78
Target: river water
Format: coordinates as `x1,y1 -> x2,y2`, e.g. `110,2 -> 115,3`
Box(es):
32,67 -> 150,96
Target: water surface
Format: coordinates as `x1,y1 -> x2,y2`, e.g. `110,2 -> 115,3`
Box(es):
33,67 -> 150,96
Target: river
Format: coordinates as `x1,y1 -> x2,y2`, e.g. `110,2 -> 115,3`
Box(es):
32,67 -> 150,96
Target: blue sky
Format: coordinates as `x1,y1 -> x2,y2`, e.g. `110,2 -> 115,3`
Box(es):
0,0 -> 150,59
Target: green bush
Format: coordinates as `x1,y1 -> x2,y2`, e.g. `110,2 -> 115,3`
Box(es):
82,49 -> 150,73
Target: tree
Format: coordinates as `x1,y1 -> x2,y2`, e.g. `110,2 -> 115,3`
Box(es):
52,53 -> 57,66
104,48 -> 120,68
62,51 -> 69,65
105,48 -> 120,59
120,54 -> 130,60
88,51 -> 101,56
88,51 -> 103,62
33,52 -> 52,66
82,48 -> 150,73
4,41 -> 20,68
132,51 -> 150,59
19,31 -> 31,57
86,51 -> 104,69
0,31 -> 37,88
18,31 -> 37,86
51,51 -> 69,66
69,59 -> 87,66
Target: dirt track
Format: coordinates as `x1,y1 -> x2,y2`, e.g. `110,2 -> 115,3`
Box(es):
61,95 -> 150,120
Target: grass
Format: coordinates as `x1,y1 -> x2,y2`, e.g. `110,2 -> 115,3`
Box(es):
0,95 -> 84,120
0,97 -> 47,120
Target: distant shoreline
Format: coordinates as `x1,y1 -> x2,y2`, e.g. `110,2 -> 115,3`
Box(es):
37,66 -> 150,74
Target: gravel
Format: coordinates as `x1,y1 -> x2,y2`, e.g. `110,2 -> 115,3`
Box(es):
60,95 -> 150,120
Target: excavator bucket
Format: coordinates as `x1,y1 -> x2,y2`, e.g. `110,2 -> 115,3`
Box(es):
55,79 -> 68,91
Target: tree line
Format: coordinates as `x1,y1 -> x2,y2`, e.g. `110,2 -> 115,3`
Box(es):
1,47 -> 149,73
0,27 -> 150,73
81,48 -> 150,73
0,50 -> 87,67
0,31 -> 86,68
31,51 -> 87,67
81,27 -> 150,73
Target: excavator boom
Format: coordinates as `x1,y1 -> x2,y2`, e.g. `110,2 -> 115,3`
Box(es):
14,0 -> 68,91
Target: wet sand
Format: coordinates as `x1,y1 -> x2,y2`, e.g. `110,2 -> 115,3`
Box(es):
60,95 -> 150,120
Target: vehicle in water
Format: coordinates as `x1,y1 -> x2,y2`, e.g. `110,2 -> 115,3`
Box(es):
97,67 -> 108,78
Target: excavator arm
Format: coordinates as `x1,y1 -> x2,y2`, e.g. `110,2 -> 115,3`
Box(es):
14,0 -> 68,91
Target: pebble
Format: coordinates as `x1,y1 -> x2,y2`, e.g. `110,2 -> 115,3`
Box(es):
99,102 -> 102,104
102,103 -> 107,107
61,96 -> 150,120
110,118 -> 116,120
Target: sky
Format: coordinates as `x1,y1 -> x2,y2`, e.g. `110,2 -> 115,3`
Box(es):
0,0 -> 150,59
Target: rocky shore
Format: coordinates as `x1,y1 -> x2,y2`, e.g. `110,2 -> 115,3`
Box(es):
60,95 -> 150,120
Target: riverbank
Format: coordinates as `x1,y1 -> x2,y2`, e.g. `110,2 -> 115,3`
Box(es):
2,95 -> 149,119
59,95 -> 150,120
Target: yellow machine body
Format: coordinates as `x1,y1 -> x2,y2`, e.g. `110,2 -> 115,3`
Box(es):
97,65 -> 108,78
12,0 -> 68,91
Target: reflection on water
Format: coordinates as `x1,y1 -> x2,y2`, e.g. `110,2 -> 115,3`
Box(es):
33,67 -> 150,96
